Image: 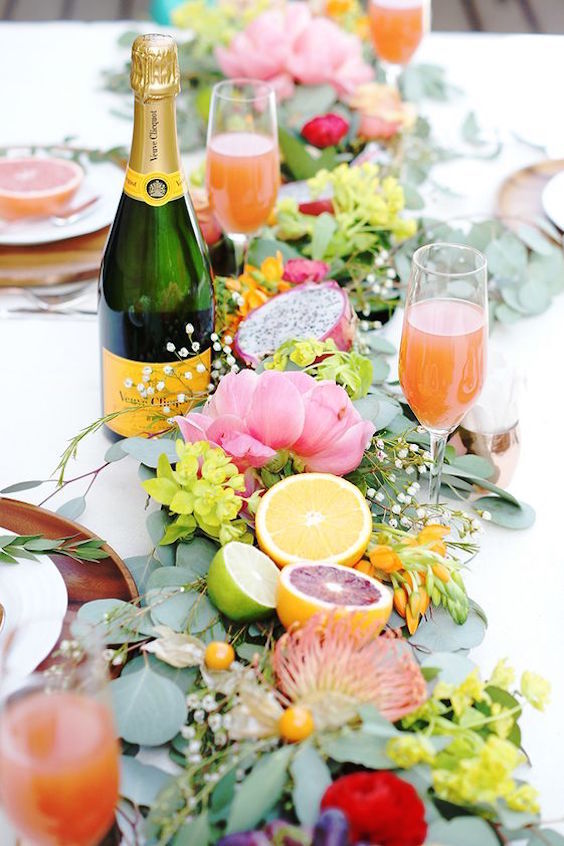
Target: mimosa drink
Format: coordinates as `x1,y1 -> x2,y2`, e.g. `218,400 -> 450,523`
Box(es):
399,298 -> 487,432
369,0 -> 426,65
0,691 -> 119,845
206,132 -> 279,235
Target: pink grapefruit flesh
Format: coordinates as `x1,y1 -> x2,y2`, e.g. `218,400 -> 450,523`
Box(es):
0,157 -> 84,220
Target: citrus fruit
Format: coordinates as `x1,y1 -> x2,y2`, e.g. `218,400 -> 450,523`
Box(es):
279,706 -> 315,743
255,473 -> 372,568
276,561 -> 392,631
207,541 -> 280,623
204,641 -> 235,671
0,157 -> 83,220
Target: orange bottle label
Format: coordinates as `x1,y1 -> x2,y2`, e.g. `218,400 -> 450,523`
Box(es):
102,347 -> 211,437
123,167 -> 186,207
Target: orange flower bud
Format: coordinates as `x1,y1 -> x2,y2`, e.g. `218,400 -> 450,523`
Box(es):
420,587 -> 430,615
430,540 -> 447,557
355,559 -> 374,577
408,590 -> 421,617
432,562 -> 450,583
369,545 -> 403,574
418,524 -> 450,543
406,605 -> 421,635
393,587 -> 408,618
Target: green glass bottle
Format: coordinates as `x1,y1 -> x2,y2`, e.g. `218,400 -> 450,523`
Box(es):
99,33 -> 214,439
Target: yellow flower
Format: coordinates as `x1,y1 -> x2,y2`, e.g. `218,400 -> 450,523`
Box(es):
387,734 -> 435,768
489,658 -> 516,690
434,669 -> 488,717
489,703 -> 515,740
506,783 -> 540,814
260,252 -> 284,284
521,671 -> 551,711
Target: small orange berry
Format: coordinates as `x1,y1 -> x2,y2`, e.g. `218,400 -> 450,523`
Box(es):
279,706 -> 315,743
204,641 -> 235,671
369,545 -> 403,573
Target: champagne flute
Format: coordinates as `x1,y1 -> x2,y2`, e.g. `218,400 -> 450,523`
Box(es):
399,243 -> 488,504
0,636 -> 119,846
206,78 -> 280,273
368,0 -> 431,86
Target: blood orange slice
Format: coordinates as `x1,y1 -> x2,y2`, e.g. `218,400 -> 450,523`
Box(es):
276,561 -> 392,631
0,157 -> 84,220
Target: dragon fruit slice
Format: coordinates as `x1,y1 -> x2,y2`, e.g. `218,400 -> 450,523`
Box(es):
233,281 -> 356,366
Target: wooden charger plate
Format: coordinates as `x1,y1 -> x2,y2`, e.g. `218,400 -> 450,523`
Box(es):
497,158 -> 564,232
0,497 -> 137,653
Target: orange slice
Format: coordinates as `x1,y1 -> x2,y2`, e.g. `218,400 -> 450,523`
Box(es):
276,561 -> 392,631
255,473 -> 372,568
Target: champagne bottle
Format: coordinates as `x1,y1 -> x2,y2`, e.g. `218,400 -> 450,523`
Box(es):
99,33 -> 214,438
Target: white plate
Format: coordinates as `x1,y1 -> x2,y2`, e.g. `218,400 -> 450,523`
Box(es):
0,533 -> 68,678
541,171 -> 564,232
0,158 -> 123,247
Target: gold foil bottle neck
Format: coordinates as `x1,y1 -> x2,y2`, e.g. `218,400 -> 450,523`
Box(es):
130,34 -> 180,102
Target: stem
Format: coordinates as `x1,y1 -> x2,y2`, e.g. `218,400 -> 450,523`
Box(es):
230,233 -> 249,275
429,431 -> 448,505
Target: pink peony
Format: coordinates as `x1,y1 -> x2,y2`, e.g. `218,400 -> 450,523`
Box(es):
215,3 -> 374,101
301,113 -> 350,148
282,258 -> 330,284
175,370 -> 375,476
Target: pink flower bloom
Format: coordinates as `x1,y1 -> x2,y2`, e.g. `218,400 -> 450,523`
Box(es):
282,258 -> 330,284
215,3 -> 373,101
347,83 -> 417,140
301,113 -> 350,148
175,369 -> 374,475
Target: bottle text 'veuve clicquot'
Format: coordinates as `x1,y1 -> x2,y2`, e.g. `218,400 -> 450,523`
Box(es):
99,33 -> 214,438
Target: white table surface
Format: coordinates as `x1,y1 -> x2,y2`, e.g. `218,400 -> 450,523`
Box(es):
1,20 -> 564,839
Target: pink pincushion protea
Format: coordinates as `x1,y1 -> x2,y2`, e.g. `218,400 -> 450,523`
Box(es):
273,614 -> 427,728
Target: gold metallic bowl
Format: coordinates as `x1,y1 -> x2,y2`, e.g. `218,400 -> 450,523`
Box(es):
459,422 -> 521,489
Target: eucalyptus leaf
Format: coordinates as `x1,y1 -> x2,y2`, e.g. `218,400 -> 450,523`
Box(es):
448,454 -> 494,479
247,238 -> 301,265
441,466 -> 520,506
72,598 -> 153,644
122,654 -> 199,694
176,537 -> 219,577
105,442 -> 127,462
226,747 -> 293,834
370,356 -> 390,383
147,566 -> 217,633
172,812 -> 210,846
486,233 -> 527,281
354,394 -> 400,431
526,829 -> 564,845
366,335 -> 396,355
290,744 -> 332,826
111,667 -> 187,746
465,220 -> 501,251
0,479 -> 45,494
473,496 -> 535,529
428,817 -> 499,846
146,510 -> 175,566
495,800 -> 538,831
121,437 -> 178,468
529,250 -> 564,294
321,728 -> 391,768
421,651 -> 477,685
124,553 -> 161,596
518,279 -> 551,315
410,605 -> 486,653
279,126 -> 330,180
56,496 -> 86,521
284,83 -> 337,125
210,768 -> 237,819
119,756 -> 172,807
403,183 -> 425,210
517,224 -> 554,256
311,213 -> 337,261
139,464 -> 156,483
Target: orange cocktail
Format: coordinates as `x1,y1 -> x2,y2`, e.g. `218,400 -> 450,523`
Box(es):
399,298 -> 487,433
206,131 -> 279,235
0,690 -> 119,845
369,0 -> 427,65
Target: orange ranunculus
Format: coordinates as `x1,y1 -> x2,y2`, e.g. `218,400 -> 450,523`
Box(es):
260,251 -> 284,283
355,14 -> 370,39
369,545 -> 403,574
347,83 -> 416,140
326,0 -> 354,16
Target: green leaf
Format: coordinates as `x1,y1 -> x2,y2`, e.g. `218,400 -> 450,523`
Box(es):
226,747 -> 293,834
311,213 -> 337,261
210,768 -> 237,820
176,537 -> 218,576
321,728 -> 392,768
119,756 -> 172,807
147,566 -> 217,633
473,496 -> 535,529
461,111 -> 485,145
246,238 -> 301,265
370,356 -> 390,383
284,83 -> 337,126
105,442 -> 127,462
517,224 -> 554,255
117,29 -> 140,47
410,605 -> 486,652
495,303 -> 522,324
172,812 -> 210,846
448,454 -> 494,479
495,799 -> 537,831
441,466 -> 520,506
526,829 -> 564,845
278,126 -> 334,180
421,651 -> 477,685
122,654 -> 199,694
529,250 -> 564,295
72,598 -> 153,644
290,744 -> 332,826
518,279 -> 551,315
465,220 -> 501,251
0,479 -> 45,494
403,183 -> 425,210
354,394 -> 401,431
146,510 -> 175,566
56,496 -> 86,521
124,553 -> 160,596
143,478 -> 179,506
486,232 -> 527,281
110,667 -> 187,746
366,335 -> 396,356
121,437 -> 178,468
428,818 -> 499,846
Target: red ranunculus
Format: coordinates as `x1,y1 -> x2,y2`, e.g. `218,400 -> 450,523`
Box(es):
298,198 -> 334,216
301,113 -> 350,148
282,258 -> 330,284
321,771 -> 427,846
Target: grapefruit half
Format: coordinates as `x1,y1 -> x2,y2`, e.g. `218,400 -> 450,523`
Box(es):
0,157 -> 84,220
276,561 -> 392,631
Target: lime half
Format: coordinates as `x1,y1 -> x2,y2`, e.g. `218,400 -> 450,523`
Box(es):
207,541 -> 280,622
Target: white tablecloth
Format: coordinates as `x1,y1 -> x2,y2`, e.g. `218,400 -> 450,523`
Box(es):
1,20 -> 564,837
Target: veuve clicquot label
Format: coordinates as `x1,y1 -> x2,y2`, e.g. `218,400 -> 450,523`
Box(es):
102,348 -> 211,437
123,167 -> 186,207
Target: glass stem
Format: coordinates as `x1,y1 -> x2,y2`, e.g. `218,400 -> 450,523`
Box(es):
429,431 -> 448,505
230,233 -> 249,275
